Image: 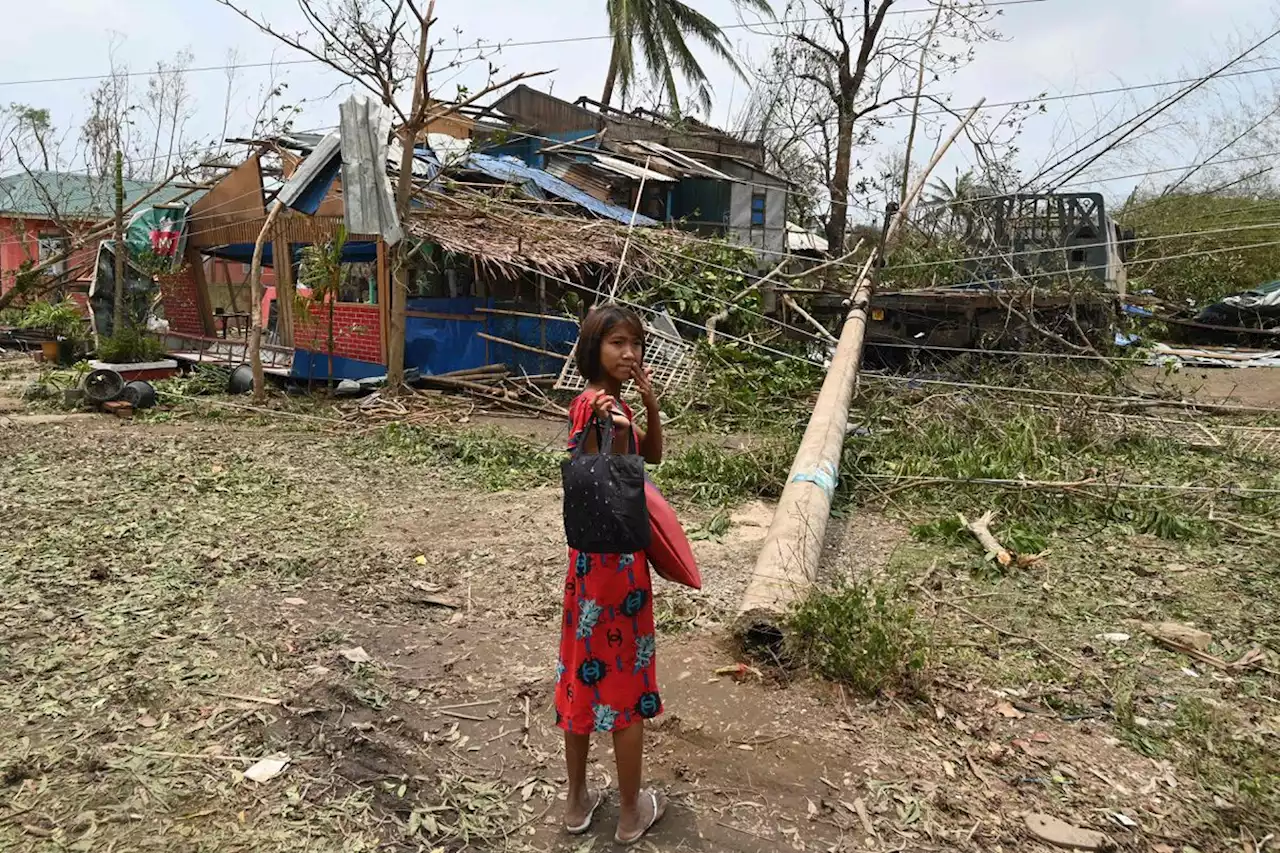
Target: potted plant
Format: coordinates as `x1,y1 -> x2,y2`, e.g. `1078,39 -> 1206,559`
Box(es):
16,299 -> 88,365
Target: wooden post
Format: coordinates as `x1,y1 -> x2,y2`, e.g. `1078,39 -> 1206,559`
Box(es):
737,103 -> 985,643
112,151 -> 126,337
249,200 -> 285,401
186,247 -> 216,336
538,274 -> 547,372
376,238 -> 389,366
273,231 -> 295,348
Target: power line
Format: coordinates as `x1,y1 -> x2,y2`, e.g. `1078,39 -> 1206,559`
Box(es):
429,183 -> 1277,356
498,251 -> 1280,418
0,0 -> 1049,89
861,371 -> 1280,414
473,123 -> 1280,242
1041,25 -> 1280,190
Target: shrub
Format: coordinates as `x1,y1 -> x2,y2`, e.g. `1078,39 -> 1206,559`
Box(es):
98,326 -> 167,364
787,579 -> 929,696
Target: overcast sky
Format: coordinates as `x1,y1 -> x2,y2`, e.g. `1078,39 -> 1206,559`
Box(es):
3,0 -> 1277,217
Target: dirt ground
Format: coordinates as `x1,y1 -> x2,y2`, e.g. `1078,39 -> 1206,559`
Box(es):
2,359 -> 1277,852
1133,362 -> 1280,408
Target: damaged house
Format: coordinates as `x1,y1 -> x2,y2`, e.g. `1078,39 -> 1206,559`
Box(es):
157,109 -> 686,383
472,86 -> 792,260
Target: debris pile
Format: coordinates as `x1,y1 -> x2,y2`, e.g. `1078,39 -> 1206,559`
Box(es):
345,365 -> 567,427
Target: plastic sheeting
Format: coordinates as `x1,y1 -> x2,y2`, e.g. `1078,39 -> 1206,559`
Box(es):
291,351 -> 385,381
403,297 -> 577,376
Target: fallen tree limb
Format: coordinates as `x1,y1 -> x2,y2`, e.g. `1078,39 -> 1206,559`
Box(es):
1208,509 -> 1280,539
782,294 -> 838,343
958,510 -> 1012,567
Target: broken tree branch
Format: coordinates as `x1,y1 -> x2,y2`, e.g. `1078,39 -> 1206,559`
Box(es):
958,510 -> 1012,567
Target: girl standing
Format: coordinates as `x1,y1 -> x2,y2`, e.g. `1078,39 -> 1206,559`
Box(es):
556,305 -> 668,845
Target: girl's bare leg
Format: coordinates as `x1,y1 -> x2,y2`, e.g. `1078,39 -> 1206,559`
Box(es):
613,720 -> 667,840
563,731 -> 595,826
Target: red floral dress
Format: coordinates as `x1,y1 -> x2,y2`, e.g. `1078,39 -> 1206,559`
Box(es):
555,392 -> 662,734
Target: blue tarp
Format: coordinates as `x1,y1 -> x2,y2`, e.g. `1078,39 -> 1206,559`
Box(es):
291,351 -> 385,381
474,130 -> 601,167
403,297 -> 577,376
290,296 -> 577,378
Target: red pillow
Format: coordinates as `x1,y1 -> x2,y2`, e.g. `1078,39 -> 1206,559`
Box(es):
643,481 -> 701,590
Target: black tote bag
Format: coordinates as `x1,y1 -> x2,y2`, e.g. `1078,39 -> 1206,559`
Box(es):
562,416 -> 651,554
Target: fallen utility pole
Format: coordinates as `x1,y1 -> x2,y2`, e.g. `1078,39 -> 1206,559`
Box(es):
736,101 -> 985,645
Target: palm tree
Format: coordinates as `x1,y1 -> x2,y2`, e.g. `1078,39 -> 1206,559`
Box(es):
925,170 -> 987,240
601,0 -> 772,116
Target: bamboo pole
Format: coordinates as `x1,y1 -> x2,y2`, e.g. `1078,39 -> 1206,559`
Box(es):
476,306 -> 578,324
736,102 -> 985,645
475,331 -> 568,361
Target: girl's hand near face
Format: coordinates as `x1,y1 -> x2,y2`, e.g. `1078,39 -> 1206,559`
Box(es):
631,363 -> 657,407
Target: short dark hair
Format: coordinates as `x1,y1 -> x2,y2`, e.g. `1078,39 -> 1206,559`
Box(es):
575,304 -> 645,382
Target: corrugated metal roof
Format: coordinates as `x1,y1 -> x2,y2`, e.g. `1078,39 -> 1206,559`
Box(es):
544,159 -> 616,202
624,141 -> 735,181
463,153 -> 656,226
787,221 -> 829,253
276,130 -> 341,214
587,153 -> 676,183
340,97 -> 403,245
0,171 -> 199,219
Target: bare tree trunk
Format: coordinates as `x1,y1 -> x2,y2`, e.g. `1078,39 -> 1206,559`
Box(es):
900,4 -> 943,206
250,199 -> 285,402
386,133 -> 413,390
601,39 -> 621,108
112,151 -> 126,337
386,0 -> 435,392
825,112 -> 854,253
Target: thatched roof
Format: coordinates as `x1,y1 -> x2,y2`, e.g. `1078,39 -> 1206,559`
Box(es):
406,193 -> 679,280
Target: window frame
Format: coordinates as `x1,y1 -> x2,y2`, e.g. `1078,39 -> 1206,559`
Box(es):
749,192 -> 767,228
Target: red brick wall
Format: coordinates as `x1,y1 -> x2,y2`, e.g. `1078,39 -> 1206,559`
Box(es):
294,302 -> 383,365
157,267 -> 205,336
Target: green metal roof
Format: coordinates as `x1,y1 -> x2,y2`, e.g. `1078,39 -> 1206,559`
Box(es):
0,170 -> 197,220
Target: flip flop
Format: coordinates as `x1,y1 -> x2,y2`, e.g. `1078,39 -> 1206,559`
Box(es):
566,788 -> 606,835
615,789 -> 667,846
